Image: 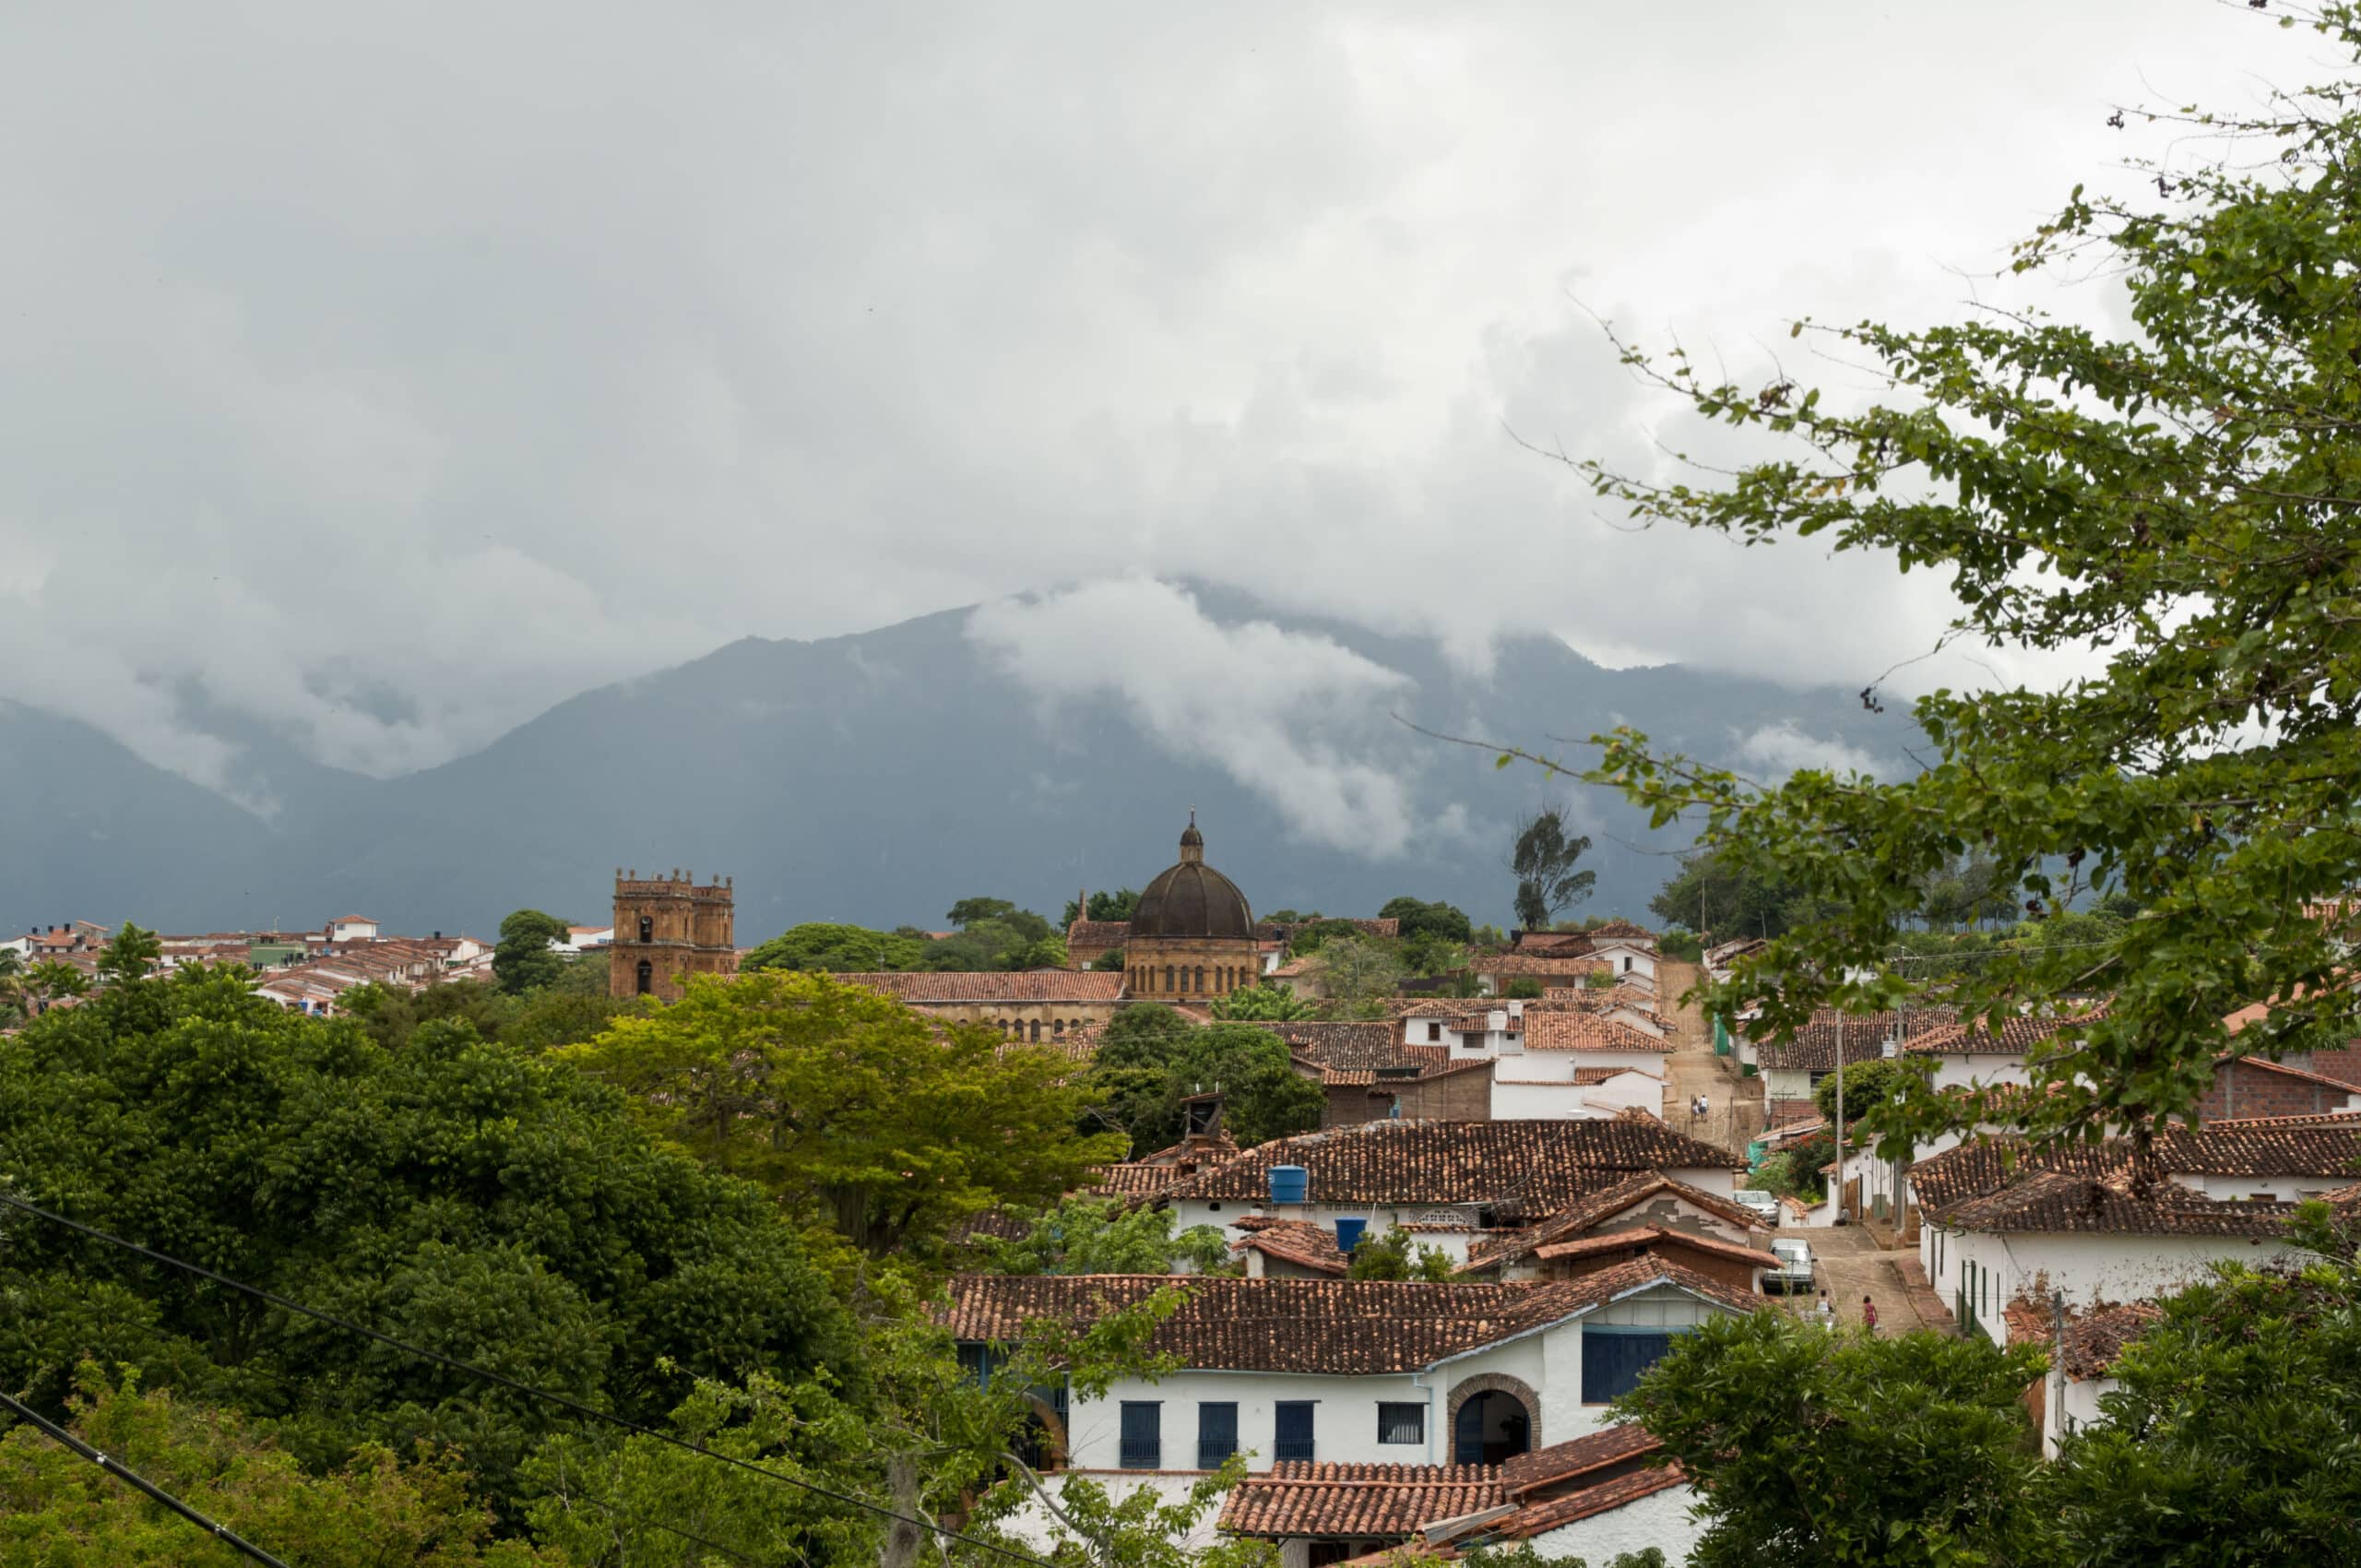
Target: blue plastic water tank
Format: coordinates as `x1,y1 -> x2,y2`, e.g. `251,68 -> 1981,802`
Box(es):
1334,1217 -> 1367,1255
1267,1165 -> 1309,1206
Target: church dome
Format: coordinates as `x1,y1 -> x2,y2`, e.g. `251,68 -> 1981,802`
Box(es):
1130,817 -> 1254,941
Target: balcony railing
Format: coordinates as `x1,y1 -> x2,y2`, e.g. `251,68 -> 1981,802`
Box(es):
1272,1437 -> 1316,1463
1197,1440 -> 1238,1470
1119,1440 -> 1161,1470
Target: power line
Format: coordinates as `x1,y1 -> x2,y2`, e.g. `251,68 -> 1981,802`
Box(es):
0,1193 -> 1059,1568
0,1386 -> 294,1568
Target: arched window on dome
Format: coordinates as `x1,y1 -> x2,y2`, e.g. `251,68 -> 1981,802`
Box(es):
1194,967 -> 1206,992
1164,965 -> 1175,992
1030,1019 -> 1041,1042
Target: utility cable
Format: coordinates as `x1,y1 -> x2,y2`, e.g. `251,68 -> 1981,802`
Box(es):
0,1386 -> 295,1568
0,1193 -> 1058,1568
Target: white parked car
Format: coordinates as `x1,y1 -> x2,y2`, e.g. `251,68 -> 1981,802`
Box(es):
1765,1238 -> 1815,1294
1731,1188 -> 1782,1228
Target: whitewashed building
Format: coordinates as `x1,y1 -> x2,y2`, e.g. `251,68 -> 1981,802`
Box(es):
946,1261 -> 1750,1559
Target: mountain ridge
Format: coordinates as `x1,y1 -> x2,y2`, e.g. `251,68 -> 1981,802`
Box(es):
1,584 -> 1915,941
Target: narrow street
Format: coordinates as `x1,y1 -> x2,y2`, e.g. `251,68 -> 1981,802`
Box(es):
1766,1222 -> 1930,1335
1654,959 -> 1761,1156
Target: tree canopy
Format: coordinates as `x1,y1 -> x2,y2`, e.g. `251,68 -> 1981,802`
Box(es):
1085,1015 -> 1323,1156
0,965 -> 855,1503
1539,6 -> 2361,1152
1378,897 -> 1474,945
559,971 -> 1125,1253
490,909 -> 569,995
1062,888 -> 1141,925
742,921 -> 932,973
1509,814 -> 1596,932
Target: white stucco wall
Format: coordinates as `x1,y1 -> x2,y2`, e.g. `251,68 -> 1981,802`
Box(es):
2168,1171 -> 2352,1201
1928,1054 -> 2032,1091
1525,1482 -> 1702,1566
1926,1224 -> 2304,1345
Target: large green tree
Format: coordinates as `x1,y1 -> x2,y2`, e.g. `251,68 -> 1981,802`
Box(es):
1536,6 -> 2361,1155
742,922 -> 931,973
0,965 -> 855,1502
559,971 -> 1125,1253
1509,813 -> 1596,931
95,921 -> 162,986
490,909 -> 569,995
1621,1313 -> 2053,1565
1085,1016 -> 1323,1156
1647,844 -> 1811,945
968,1196 -> 1231,1277
1378,897 -> 1474,944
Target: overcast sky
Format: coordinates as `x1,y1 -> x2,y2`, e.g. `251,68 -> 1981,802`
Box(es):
0,2 -> 2308,798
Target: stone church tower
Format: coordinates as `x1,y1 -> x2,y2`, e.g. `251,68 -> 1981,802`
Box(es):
1124,815 -> 1259,1001
610,868 -> 738,1002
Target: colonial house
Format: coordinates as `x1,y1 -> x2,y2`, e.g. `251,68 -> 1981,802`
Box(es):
945,1260 -> 1751,1557
1908,1119 -> 2361,1341
1897,1007 -> 2104,1092
324,914 -> 380,943
1158,1116 -> 1745,1269
1425,1007 -> 1677,1121
1745,1007 -> 1958,1124
1219,1423 -> 1699,1568
1264,1021 -> 1450,1128
835,969 -> 1124,1042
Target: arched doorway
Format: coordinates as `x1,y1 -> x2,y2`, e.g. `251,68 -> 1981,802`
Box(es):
1453,1389 -> 1532,1466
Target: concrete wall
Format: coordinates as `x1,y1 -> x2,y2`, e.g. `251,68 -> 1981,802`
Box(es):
1928,1054 -> 2032,1091
1526,1482 -> 1702,1566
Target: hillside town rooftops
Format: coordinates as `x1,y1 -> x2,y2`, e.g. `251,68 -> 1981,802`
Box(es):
1752,1007 -> 1960,1071
1160,1116 -> 1743,1210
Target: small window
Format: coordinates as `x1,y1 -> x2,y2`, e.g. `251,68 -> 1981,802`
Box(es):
1165,965 -> 1175,992
638,916 -> 653,943
1029,1019 -> 1041,1042
635,959 -> 653,995
1428,1023 -> 1442,1042
1377,1403 -> 1425,1445
1197,1402 -> 1239,1470
1119,1402 -> 1161,1470
1583,1328 -> 1676,1403
1274,1401 -> 1316,1463
1194,966 -> 1206,992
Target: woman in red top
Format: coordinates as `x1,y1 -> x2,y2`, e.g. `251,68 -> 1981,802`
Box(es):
1861,1295 -> 1880,1331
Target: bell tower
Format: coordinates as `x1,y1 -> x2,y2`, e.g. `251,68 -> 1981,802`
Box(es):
610,867 -> 738,1002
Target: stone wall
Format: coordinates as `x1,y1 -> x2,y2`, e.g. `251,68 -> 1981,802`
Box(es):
609,871 -> 737,1002
1126,937 -> 1261,1002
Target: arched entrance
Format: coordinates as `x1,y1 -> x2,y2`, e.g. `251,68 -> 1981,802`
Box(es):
1453,1389 -> 1533,1466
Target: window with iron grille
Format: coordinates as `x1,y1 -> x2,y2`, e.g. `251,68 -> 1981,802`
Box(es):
1119,1402 -> 1161,1470
1376,1403 -> 1425,1445
1273,1401 -> 1316,1463
1196,1402 -> 1239,1470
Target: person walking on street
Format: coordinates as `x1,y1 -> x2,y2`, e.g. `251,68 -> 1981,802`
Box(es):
1814,1290 -> 1833,1327
1862,1295 -> 1880,1333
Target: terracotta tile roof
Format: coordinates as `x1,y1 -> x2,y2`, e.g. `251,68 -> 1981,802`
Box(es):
1521,1012 -> 1678,1054
1500,1424 -> 1661,1497
1231,1219 -> 1349,1277
836,970 -> 1125,1004
1513,932 -> 1596,956
1901,1005 -> 2110,1058
1533,1226 -> 1779,1269
1910,1121 -> 2361,1214
1220,1463 -> 1506,1538
1260,1021 -> 1408,1065
2058,1301 -> 2165,1379
1470,1466 -> 1687,1541
1477,955 -> 1615,978
1753,1007 -> 1959,1072
1583,920 -> 1658,944
942,1258 -> 1753,1373
1065,920 -> 1131,947
1939,1171 -> 2301,1236
1464,1171 -> 1764,1272
1571,1066 -> 1655,1085
1161,1118 -> 1741,1212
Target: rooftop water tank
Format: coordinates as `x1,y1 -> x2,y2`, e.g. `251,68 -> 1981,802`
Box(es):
1334,1217 -> 1367,1255
1267,1165 -> 1309,1206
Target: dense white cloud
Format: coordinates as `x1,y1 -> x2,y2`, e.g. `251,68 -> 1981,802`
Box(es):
0,1 -> 2302,792
968,580 -> 1422,854
1736,721 -> 1892,783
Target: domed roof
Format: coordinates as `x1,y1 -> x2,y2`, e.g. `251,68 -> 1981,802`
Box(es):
1130,815 -> 1254,941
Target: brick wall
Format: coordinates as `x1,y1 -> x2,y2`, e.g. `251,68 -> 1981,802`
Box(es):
1390,1064 -> 1495,1123
2194,1059 -> 2352,1121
